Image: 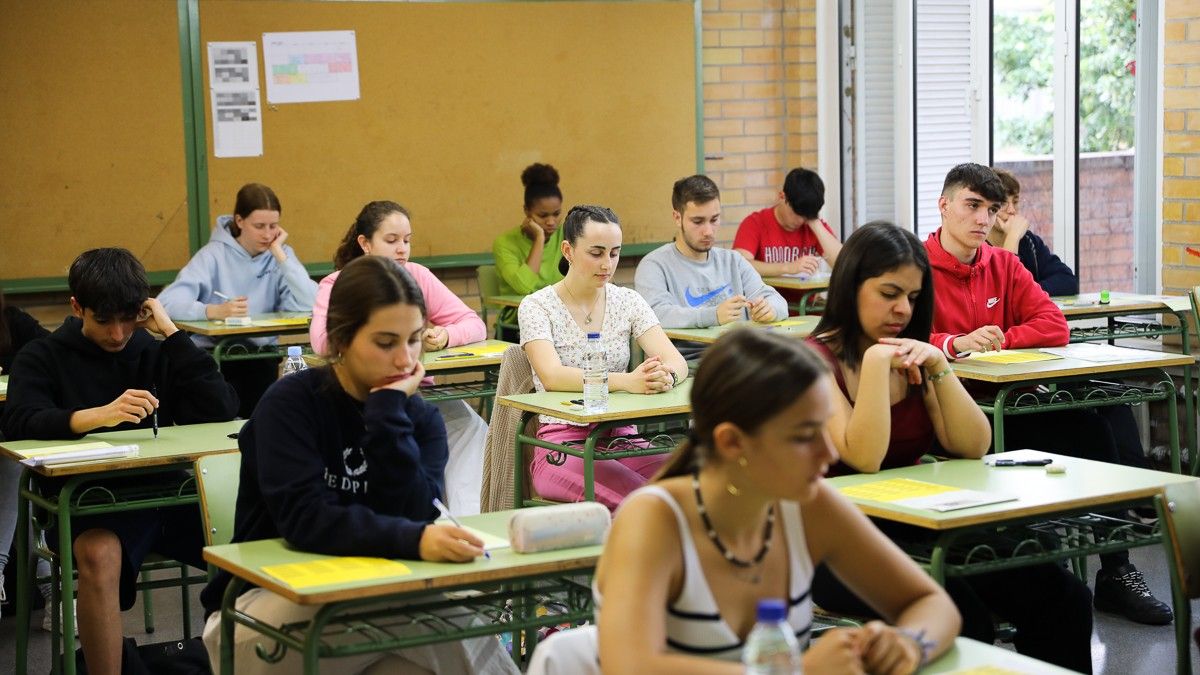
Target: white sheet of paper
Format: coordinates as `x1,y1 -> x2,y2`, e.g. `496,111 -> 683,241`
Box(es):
262,31 -> 360,104
434,521 -> 511,551
1040,343 -> 1138,363
894,489 -> 1016,512
207,41 -> 263,157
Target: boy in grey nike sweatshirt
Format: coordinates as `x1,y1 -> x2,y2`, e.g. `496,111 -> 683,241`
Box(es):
634,242 -> 787,328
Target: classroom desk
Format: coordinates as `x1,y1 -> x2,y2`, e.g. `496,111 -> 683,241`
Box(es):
951,346 -> 1193,472
830,449 -> 1195,662
1054,292 -> 1198,474
0,373 -> 8,402
921,636 -> 1077,673
174,312 -> 313,369
827,450 -> 1196,664
498,381 -> 692,507
204,509 -> 601,674
762,275 -> 829,314
663,316 -> 820,345
0,420 -> 244,675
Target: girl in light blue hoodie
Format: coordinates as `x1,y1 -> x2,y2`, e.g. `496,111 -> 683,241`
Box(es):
159,183 -> 318,416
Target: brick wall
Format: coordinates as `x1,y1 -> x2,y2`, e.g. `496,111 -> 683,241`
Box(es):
702,0 -> 818,245
996,152 -> 1135,293
1161,1 -> 1200,294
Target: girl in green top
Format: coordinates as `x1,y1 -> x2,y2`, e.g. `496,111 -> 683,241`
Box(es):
492,163 -> 565,340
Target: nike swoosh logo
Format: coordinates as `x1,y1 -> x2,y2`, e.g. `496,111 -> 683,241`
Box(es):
986,297 -> 999,308
684,285 -> 730,307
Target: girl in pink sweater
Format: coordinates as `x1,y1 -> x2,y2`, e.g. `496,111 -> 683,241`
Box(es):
311,201 -> 487,515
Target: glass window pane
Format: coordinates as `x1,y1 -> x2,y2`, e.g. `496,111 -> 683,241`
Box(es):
993,1 -> 1058,274
1078,0 -> 1137,293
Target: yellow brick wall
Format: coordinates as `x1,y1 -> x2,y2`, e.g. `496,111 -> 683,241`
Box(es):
702,0 -> 819,246
1162,1 -> 1200,292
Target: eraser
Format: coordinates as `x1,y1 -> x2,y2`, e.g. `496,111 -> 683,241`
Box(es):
1046,463 -> 1066,475
224,316 -> 252,326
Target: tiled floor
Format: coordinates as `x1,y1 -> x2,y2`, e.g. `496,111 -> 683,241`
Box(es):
1,544 -> 1196,673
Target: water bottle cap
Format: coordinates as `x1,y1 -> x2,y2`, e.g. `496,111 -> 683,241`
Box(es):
586,332 -> 601,339
287,346 -> 303,357
755,598 -> 787,622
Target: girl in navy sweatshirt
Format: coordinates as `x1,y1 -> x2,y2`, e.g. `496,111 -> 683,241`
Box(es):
200,255 -> 517,674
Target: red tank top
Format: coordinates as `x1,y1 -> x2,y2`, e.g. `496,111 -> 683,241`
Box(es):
807,339 -> 935,477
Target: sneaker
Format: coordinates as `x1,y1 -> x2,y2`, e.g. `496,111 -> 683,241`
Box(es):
42,599 -> 80,635
1094,563 -> 1174,625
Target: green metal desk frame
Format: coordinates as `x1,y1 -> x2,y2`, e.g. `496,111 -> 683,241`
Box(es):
217,571 -> 592,674
512,416 -> 689,508
974,369 -> 1183,473
1064,304 -> 1196,474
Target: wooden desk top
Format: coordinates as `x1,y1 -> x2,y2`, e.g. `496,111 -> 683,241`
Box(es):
203,510 -> 601,605
1053,291 -> 1192,317
498,378 -> 692,424
950,346 -> 1193,384
0,374 -> 7,403
484,294 -> 525,309
761,275 -> 830,291
422,340 -> 514,373
826,449 -> 1196,530
174,312 -> 313,337
0,420 -> 243,477
663,317 -> 819,345
922,637 -> 1076,674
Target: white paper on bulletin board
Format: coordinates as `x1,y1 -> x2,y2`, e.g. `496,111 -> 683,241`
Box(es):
262,30 -> 360,104
206,41 -> 263,158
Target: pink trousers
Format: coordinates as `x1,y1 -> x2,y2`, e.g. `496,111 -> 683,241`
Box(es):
531,423 -> 667,510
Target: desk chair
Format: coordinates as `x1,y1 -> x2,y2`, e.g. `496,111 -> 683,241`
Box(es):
477,265 -> 519,340
1156,480 -> 1200,674
481,345 -> 543,511
196,453 -> 241,547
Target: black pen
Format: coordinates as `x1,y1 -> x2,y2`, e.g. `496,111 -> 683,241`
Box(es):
991,458 -> 1052,467
151,385 -> 159,439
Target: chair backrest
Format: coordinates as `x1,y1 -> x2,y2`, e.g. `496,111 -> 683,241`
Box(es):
480,344 -> 538,511
477,264 -> 501,302
1158,480 -> 1200,599
195,452 -> 242,547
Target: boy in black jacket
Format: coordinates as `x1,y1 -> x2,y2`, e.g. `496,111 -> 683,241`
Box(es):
1,248 -> 239,675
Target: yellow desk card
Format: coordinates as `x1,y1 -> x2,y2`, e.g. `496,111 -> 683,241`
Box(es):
768,318 -> 813,328
965,351 -> 1062,364
839,479 -> 1015,512
441,343 -> 509,357
13,441 -> 112,460
838,478 -> 958,502
261,557 -> 412,589
251,317 -> 311,327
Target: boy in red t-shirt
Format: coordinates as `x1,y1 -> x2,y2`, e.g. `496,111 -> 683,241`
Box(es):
733,167 -> 842,307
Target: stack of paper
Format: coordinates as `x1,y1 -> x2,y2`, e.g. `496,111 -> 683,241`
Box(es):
18,442 -> 139,467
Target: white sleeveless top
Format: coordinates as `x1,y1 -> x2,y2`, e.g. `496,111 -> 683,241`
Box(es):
595,485 -> 814,660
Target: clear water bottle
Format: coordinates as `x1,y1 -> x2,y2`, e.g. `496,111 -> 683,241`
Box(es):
282,346 -> 308,376
582,332 -> 608,414
743,598 -> 801,674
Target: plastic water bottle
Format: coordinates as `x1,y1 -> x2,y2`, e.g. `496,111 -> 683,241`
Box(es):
582,332 -> 608,414
743,598 -> 801,674
282,346 -> 308,376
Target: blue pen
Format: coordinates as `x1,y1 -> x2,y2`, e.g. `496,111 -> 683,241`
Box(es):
432,497 -> 489,560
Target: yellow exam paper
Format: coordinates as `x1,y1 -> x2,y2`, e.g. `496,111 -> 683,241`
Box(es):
251,317 -> 311,327
967,351 -> 1062,364
15,441 -> 113,460
838,478 -> 959,503
458,343 -> 509,357
768,318 -> 814,328
261,557 -> 412,589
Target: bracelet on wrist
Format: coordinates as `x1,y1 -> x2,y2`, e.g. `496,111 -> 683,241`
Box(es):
927,367 -> 953,384
898,627 -> 935,667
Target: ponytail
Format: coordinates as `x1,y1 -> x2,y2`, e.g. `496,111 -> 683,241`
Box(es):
653,436 -> 701,481
332,222 -> 364,270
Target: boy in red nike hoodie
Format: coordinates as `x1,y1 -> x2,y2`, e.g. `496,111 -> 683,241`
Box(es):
925,163 -> 1172,627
